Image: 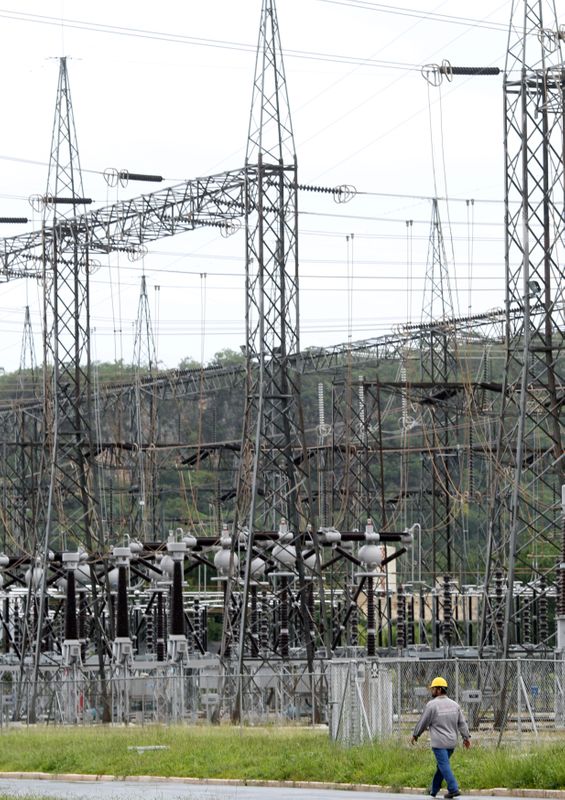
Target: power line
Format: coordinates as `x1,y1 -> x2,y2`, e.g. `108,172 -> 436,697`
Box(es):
0,8 -> 423,72
317,0 -> 511,33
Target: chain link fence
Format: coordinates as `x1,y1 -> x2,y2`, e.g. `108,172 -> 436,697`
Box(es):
0,657 -> 562,739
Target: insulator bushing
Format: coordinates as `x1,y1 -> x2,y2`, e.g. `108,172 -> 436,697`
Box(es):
442,574 -> 453,643
260,590 -> 269,653
407,595 -> 415,646
250,585 -> 259,657
118,171 -> 163,183
170,560 -> 185,636
44,195 -> 92,205
64,568 -> 78,641
441,65 -> 500,76
350,599 -> 359,647
397,588 -> 406,650
366,575 -> 376,656
116,565 -> 129,639
155,592 -> 165,662
522,602 -> 531,645
279,576 -> 290,659
494,568 -> 505,640
538,578 -> 548,644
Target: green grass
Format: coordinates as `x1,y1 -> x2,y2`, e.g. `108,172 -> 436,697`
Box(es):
0,727 -> 563,790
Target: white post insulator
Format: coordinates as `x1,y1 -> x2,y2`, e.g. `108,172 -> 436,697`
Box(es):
322,527 -> 341,547
129,540 -> 143,558
182,532 -> 197,551
25,560 -> 44,589
250,556 -> 266,582
214,527 -> 238,576
112,545 -> 132,567
160,555 -> 175,578
272,518 -> 296,569
357,518 -> 382,573
303,551 -> 316,572
166,539 -> 186,562
107,567 -> 120,591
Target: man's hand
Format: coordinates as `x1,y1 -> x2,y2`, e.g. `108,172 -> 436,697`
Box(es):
411,736 -> 417,746
463,738 -> 471,749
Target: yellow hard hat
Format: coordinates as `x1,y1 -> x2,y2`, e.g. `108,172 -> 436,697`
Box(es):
429,676 -> 448,688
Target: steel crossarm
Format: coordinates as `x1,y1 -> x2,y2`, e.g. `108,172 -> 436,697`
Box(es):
86,168 -> 248,252
0,167 -> 249,278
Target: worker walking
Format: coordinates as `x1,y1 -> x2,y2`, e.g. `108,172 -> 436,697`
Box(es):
411,676 -> 471,798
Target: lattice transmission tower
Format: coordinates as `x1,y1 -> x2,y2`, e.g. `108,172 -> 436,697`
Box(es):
30,58 -> 110,721
38,56 -> 100,555
482,0 -> 565,654
417,199 -> 460,582
130,274 -> 160,539
227,0 -> 327,671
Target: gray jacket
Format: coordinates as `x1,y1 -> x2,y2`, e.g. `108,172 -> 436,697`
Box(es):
412,695 -> 470,749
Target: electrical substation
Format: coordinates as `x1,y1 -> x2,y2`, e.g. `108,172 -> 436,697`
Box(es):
0,0 -> 564,739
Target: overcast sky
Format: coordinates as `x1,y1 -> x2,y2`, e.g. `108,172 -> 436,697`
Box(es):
0,1 -> 516,373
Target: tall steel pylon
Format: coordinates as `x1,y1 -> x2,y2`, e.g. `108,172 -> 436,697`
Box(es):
130,274 -> 160,539
0,307 -> 40,552
417,199 -> 459,583
32,57 -> 110,720
482,1 -> 565,654
39,57 -> 99,554
229,0 -> 325,672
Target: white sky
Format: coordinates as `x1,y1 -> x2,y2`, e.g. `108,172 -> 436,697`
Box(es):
0,0 -> 515,373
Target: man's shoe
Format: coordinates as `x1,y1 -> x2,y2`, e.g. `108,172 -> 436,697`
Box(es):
426,791 -> 437,798
444,791 -> 461,799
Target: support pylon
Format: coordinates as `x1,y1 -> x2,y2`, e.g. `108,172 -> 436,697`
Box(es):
130,274 -> 160,539
482,1 -> 565,655
224,0 -> 328,698
31,57 -> 110,722
417,199 -> 459,581
40,57 -> 99,553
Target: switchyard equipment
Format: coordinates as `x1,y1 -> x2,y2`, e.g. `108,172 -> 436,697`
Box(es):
0,0 -> 562,732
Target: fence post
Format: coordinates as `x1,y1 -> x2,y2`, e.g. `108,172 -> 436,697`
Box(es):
397,659 -> 402,736
517,658 -> 522,735
455,658 -> 459,704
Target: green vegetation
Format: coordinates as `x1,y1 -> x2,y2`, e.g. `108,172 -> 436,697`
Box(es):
0,726 -> 563,790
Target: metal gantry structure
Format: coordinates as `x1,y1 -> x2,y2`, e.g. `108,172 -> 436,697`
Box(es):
0,0 -> 561,727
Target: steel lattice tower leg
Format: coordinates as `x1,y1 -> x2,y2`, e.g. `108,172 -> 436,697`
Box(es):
482,1 -> 565,655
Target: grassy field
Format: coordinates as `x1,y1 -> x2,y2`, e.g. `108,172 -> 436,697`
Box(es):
0,726 -> 563,791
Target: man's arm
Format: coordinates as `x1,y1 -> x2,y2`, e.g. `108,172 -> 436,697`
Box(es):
412,703 -> 433,741
457,707 -> 471,743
